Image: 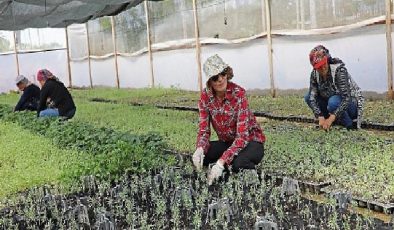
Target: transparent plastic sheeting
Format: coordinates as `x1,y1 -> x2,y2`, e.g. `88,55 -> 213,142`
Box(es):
197,0 -> 264,40
115,3 -> 147,54
65,0 -> 387,59
90,58 -> 117,87
0,54 -> 18,93
0,50 -> 68,93
153,48 -> 198,90
70,60 -> 91,88
201,39 -> 270,90
273,25 -> 387,91
271,0 -> 385,30
87,18 -> 114,57
149,0 -> 195,44
67,24 -> 88,61
18,50 -> 69,85
0,31 -> 15,53
118,55 -> 151,88
0,0 -> 160,30
0,24 -> 391,93
1,28 -> 66,54
16,28 -> 66,52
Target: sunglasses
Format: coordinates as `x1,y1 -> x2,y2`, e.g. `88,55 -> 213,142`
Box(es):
210,71 -> 227,82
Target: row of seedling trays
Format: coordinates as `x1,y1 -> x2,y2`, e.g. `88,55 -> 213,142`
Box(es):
166,149 -> 394,216
0,156 -> 392,229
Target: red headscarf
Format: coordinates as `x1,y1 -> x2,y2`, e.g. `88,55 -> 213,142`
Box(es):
37,69 -> 54,81
309,45 -> 331,69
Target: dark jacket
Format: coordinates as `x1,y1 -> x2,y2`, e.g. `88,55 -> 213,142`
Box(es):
37,79 -> 76,117
15,84 -> 40,111
309,62 -> 364,128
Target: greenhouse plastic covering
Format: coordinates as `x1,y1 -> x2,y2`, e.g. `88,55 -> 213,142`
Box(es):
0,0 -> 161,30
0,0 -> 392,93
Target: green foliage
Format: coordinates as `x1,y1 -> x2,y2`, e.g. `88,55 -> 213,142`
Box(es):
73,100 -> 202,152
262,122 -> 394,203
0,121 -> 81,198
0,88 -> 393,203
71,88 -> 394,125
0,104 -> 174,182
99,17 -> 112,31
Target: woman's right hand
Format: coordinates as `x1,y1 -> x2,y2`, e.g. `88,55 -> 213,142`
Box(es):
192,147 -> 204,171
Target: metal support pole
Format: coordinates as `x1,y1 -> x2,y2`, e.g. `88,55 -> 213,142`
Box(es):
144,0 -> 155,88
193,0 -> 203,92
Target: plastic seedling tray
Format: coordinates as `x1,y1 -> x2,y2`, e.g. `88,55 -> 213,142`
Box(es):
352,197 -> 394,214
281,177 -> 300,196
254,215 -> 278,230
207,198 -> 233,223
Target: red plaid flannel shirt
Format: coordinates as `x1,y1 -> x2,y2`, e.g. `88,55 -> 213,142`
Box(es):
196,82 -> 265,165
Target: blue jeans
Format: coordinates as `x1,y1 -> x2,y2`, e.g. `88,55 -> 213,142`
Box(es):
39,108 -> 59,117
304,93 -> 357,128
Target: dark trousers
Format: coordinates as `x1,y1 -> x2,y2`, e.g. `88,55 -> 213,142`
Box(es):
203,141 -> 264,173
63,108 -> 76,119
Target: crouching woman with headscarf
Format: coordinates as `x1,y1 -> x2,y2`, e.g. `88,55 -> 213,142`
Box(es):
305,45 -> 365,130
36,69 -> 76,119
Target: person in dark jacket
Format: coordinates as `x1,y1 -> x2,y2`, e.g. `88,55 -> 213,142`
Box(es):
36,69 -> 76,119
304,45 -> 364,130
14,75 -> 40,112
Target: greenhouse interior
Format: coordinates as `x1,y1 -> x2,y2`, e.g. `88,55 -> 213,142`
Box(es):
0,0 -> 393,228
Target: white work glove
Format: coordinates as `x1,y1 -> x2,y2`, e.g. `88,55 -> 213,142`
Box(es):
192,147 -> 204,171
208,161 -> 225,185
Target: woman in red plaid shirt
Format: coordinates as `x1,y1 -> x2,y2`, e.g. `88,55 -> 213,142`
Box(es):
193,54 -> 266,185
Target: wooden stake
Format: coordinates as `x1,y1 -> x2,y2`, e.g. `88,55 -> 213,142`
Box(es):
192,0 -> 203,92
300,0 -> 305,30
386,0 -> 394,99
65,27 -> 72,88
111,16 -> 120,89
264,0 -> 276,97
85,23 -> 93,88
296,0 -> 300,30
144,0 -> 155,88
309,0 -> 317,29
13,31 -> 20,76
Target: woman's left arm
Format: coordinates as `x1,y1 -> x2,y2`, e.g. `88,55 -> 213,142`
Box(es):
220,90 -> 250,165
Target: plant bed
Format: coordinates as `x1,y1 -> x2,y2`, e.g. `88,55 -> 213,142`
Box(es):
0,104 -> 176,182
263,173 -> 331,195
321,186 -> 394,215
0,162 -> 392,229
88,97 -> 394,132
71,88 -> 394,125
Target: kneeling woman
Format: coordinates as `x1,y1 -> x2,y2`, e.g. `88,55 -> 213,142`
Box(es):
193,54 -> 266,185
37,69 -> 76,119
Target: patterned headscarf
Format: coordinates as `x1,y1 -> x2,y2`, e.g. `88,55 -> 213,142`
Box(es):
309,45 -> 331,69
37,69 -> 54,82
